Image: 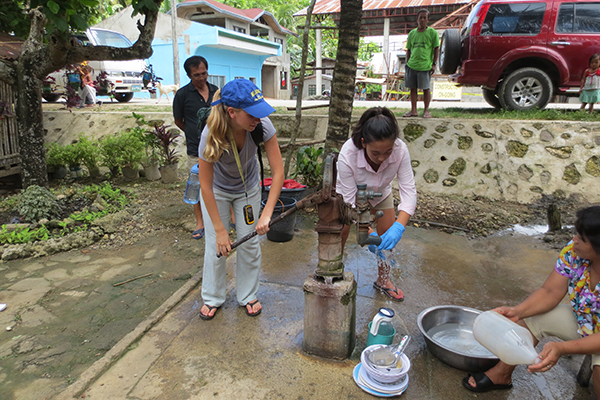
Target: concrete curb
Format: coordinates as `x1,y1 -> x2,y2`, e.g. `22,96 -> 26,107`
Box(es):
51,270 -> 203,400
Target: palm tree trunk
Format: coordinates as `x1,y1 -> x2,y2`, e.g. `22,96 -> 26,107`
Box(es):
325,0 -> 363,151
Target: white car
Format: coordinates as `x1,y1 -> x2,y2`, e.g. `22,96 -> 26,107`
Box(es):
43,28 -> 148,103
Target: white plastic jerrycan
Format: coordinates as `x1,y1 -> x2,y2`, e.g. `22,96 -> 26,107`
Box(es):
473,310 -> 541,365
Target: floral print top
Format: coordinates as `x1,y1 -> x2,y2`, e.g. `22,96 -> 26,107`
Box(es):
555,241 -> 597,336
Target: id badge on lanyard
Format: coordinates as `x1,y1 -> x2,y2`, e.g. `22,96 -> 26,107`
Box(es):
229,130 -> 254,225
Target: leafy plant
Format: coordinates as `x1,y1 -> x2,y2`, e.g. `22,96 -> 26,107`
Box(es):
46,143 -> 66,168
99,135 -> 122,174
99,130 -> 145,170
75,134 -> 101,176
94,70 -> 113,94
61,142 -> 85,169
131,112 -> 161,164
42,75 -> 56,93
17,185 -> 61,223
153,122 -> 181,165
83,182 -> 130,211
0,225 -> 50,244
292,146 -> 325,188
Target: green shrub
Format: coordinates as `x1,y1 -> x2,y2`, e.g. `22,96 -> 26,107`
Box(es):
46,143 -> 66,167
76,134 -> 101,176
99,130 -> 145,171
292,146 -> 325,188
17,185 -> 61,222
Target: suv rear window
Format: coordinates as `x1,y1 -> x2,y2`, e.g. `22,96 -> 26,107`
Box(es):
480,3 -> 546,35
557,2 -> 600,33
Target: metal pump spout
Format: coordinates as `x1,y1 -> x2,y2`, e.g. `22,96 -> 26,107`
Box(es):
354,184 -> 382,246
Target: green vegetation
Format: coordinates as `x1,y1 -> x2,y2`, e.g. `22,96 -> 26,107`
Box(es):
0,182 -> 131,245
292,146 -> 326,188
17,185 -> 61,223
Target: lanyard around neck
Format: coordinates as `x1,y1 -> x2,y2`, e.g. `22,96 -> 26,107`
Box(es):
228,129 -> 248,198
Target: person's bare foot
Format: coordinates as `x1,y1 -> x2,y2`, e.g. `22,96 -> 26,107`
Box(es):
199,304 -> 218,320
245,299 -> 262,316
373,280 -> 404,301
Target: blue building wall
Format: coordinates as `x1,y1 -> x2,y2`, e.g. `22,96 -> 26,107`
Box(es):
145,22 -> 279,96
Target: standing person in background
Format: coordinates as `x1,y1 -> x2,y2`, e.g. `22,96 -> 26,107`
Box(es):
173,56 -> 219,240
579,53 -> 600,114
337,107 -> 417,302
403,9 -> 439,119
197,79 -> 284,320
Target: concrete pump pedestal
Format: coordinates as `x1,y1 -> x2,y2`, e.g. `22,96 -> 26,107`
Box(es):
302,271 -> 356,360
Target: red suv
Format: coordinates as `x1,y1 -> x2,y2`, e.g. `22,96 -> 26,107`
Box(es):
440,0 -> 600,110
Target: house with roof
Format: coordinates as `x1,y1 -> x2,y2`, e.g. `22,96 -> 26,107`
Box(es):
96,0 -> 296,99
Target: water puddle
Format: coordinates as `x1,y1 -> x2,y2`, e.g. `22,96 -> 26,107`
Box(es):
497,224 -> 574,237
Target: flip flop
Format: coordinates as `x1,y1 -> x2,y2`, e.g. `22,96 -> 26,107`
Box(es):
373,282 -> 404,302
402,111 -> 417,117
199,304 -> 219,320
244,299 -> 262,317
192,228 -> 205,240
462,372 -> 512,393
423,111 -> 432,118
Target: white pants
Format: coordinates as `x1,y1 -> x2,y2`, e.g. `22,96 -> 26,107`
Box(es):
79,85 -> 96,106
199,183 -> 262,307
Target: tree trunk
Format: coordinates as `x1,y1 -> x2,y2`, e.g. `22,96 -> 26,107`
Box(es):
0,5 -> 161,189
284,0 -> 317,177
16,61 -> 48,188
325,0 -> 363,151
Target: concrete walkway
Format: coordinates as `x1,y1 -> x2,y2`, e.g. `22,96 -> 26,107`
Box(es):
53,220 -> 593,400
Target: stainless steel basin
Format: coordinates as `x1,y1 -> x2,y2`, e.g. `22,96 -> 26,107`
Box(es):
417,305 -> 499,372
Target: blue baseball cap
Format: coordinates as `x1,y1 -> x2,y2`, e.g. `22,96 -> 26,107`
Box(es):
211,79 -> 275,118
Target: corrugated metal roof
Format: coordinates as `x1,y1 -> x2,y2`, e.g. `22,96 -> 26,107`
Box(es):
0,33 -> 24,61
295,0 -> 470,16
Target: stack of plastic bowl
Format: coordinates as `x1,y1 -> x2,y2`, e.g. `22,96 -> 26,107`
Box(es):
352,345 -> 411,396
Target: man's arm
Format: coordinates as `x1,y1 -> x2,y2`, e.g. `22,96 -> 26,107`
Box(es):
174,118 -> 185,131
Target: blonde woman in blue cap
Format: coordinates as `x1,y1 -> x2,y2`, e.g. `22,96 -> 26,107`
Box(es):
197,79 -> 284,320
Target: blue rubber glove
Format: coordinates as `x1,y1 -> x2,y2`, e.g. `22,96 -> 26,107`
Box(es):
378,222 -> 405,251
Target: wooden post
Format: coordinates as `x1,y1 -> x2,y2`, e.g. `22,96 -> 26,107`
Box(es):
547,203 -> 562,232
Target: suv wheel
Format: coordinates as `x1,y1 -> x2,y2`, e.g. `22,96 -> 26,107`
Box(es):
482,88 -> 501,109
42,94 -> 61,103
439,29 -> 461,75
113,92 -> 134,103
498,68 -> 552,111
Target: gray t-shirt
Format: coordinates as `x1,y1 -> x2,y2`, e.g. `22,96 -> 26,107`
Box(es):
198,117 -> 276,193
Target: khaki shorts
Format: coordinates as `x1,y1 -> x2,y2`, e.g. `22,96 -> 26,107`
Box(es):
373,193 -> 394,211
525,304 -> 600,369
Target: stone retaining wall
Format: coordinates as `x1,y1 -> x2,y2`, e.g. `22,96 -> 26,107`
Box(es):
43,111 -> 600,204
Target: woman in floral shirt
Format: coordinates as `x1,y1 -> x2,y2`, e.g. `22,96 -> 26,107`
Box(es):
463,206 -> 600,395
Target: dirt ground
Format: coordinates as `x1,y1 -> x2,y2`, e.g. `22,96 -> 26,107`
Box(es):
0,175 -> 591,400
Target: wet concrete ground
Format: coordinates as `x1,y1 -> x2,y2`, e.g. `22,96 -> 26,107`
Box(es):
53,216 -> 593,400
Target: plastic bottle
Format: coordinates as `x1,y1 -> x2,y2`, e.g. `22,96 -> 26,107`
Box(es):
473,310 -> 541,365
183,164 -> 200,204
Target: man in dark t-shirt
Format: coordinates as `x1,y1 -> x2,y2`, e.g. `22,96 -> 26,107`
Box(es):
173,56 -> 218,239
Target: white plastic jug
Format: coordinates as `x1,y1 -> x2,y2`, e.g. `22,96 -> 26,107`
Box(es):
473,310 -> 541,365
